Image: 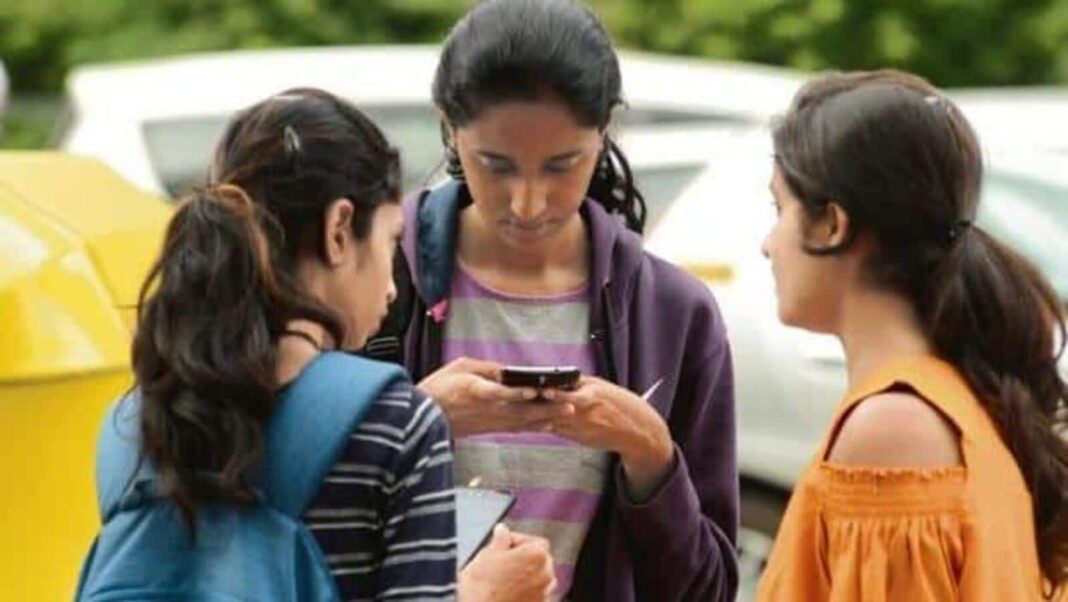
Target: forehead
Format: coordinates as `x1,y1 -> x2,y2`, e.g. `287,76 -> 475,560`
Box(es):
456,99 -> 601,152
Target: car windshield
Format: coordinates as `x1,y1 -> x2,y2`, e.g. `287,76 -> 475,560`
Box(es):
143,106 -> 716,224
632,163 -> 705,230
142,105 -> 443,198
979,169 -> 1068,302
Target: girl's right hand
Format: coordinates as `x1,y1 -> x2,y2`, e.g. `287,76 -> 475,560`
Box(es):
458,524 -> 556,601
417,357 -> 574,437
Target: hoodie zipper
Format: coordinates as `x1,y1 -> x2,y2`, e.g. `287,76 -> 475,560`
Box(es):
590,282 -> 619,383
424,306 -> 444,376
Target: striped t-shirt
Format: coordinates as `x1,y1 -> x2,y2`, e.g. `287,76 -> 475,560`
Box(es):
443,264 -> 609,599
303,382 -> 457,601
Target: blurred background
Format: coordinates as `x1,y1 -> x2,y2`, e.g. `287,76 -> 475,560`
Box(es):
5,0 -> 1068,149
2,1 -> 1067,600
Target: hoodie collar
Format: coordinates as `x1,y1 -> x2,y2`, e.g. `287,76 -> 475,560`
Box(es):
405,180 -> 642,307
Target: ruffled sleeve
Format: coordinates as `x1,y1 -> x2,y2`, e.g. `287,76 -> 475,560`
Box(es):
817,464 -> 967,602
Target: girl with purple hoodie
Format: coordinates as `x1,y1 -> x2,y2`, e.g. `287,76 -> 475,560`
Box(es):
364,2 -> 739,599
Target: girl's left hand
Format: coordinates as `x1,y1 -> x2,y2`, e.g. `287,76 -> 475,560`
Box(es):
543,376 -> 676,501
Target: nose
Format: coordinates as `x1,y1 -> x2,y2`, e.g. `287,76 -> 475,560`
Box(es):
761,233 -> 771,259
509,178 -> 548,221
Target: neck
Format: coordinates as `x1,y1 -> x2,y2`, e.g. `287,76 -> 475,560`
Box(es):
275,319 -> 334,387
836,286 -> 931,389
457,207 -> 588,283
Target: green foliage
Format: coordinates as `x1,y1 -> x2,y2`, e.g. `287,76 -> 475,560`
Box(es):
0,0 -> 476,94
589,0 -> 1068,87
4,0 -> 1068,96
2,97 -> 63,149
2,0 -> 1068,148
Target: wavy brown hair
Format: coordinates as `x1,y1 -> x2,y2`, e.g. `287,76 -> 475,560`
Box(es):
773,70 -> 1068,594
131,88 -> 400,533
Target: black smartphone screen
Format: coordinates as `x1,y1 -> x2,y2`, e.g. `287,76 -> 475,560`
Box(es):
500,365 -> 581,390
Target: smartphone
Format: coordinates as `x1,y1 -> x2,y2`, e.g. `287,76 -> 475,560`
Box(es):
455,487 -> 516,568
500,365 -> 581,390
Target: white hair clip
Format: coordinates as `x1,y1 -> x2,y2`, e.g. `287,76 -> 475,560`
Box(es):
283,125 -> 302,156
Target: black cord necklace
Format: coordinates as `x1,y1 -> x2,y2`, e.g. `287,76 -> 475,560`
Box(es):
281,329 -> 322,351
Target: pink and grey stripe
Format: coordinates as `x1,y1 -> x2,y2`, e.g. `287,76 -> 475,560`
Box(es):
443,265 -> 608,599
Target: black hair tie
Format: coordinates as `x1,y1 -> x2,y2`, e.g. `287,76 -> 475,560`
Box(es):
948,219 -> 973,243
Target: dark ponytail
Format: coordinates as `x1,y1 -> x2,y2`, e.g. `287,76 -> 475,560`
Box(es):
930,226 -> 1068,592
773,70 -> 1068,592
132,89 -> 400,533
432,0 -> 647,233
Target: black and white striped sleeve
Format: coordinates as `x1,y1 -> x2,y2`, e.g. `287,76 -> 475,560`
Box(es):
303,383 -> 456,601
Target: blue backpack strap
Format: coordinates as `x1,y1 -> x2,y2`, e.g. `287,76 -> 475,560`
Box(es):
94,352 -> 408,522
416,180 -> 464,306
95,392 -> 148,522
264,351 -> 408,517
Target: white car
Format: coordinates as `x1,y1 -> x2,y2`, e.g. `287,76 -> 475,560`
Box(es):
953,88 -> 1068,156
59,45 -> 805,200
645,132 -> 1068,598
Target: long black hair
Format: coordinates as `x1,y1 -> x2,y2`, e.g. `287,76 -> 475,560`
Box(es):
432,0 -> 647,233
773,70 -> 1068,594
132,88 -> 400,532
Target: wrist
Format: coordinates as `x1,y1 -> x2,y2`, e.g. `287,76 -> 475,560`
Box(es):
620,428 -> 674,500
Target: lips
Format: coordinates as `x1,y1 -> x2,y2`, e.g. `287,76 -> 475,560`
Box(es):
502,219 -> 553,241
509,220 -> 546,230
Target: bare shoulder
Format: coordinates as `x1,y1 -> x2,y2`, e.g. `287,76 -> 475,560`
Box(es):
827,391 -> 963,468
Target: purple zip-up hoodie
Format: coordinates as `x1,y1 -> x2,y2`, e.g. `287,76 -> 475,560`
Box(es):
400,181 -> 738,601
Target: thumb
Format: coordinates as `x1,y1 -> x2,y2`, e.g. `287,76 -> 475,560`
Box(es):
455,357 -> 503,381
486,522 -> 512,551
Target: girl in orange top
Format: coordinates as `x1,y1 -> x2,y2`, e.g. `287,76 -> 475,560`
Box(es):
755,70 -> 1068,601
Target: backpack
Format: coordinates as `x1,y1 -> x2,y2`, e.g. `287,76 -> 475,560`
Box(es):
359,182 -> 463,366
360,248 -> 416,365
75,352 -> 407,602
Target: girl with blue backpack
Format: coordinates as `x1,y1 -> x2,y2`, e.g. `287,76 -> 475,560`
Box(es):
77,88 -> 554,601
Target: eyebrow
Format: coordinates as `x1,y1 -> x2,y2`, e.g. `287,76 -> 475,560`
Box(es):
476,149 -> 586,165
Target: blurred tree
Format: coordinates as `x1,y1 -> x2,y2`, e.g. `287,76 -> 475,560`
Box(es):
3,0 -> 1068,96
2,0 -> 1068,147
0,0 -> 476,94
590,0 -> 1068,87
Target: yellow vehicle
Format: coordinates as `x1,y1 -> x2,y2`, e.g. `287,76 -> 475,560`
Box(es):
0,152 -> 170,600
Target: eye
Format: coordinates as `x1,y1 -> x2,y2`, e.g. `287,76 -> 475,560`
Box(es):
480,157 -> 515,175
545,154 -> 583,175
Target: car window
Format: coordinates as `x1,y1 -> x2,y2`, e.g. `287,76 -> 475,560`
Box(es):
632,163 -> 706,232
142,104 -> 443,199
142,115 -> 227,197
617,107 -> 748,128
980,170 -> 1068,301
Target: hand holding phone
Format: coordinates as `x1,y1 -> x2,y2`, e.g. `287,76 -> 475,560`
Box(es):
459,522 -> 556,601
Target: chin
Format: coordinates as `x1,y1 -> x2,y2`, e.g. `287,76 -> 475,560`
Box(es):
776,305 -> 799,328
776,301 -> 808,330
